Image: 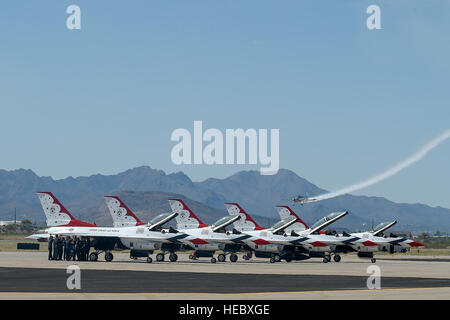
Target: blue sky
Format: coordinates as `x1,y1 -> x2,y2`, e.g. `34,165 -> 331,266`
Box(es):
0,1 -> 449,208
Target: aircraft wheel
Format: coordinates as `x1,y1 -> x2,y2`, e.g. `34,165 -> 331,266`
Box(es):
156,253 -> 165,262
322,257 -> 329,263
274,254 -> 281,262
211,257 -> 217,263
105,252 -> 114,262
218,254 -> 226,262
269,258 -> 275,263
89,252 -> 98,262
147,257 -> 153,263
333,254 -> 341,262
230,253 -> 238,263
285,256 -> 292,263
242,255 -> 248,260
169,253 -> 178,262
371,258 -> 376,263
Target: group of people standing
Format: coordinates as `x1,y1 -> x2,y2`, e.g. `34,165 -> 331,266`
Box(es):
47,235 -> 91,261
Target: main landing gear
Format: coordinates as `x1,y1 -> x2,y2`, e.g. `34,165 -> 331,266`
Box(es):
104,252 -> 114,262
89,251 -> 114,262
215,253 -> 238,263
269,254 -> 281,263
154,252 -> 178,262
323,254 -> 341,263
156,253 -> 165,262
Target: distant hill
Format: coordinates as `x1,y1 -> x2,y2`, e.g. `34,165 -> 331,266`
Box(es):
0,166 -> 448,233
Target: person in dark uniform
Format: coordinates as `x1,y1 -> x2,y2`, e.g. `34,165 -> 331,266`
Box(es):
64,236 -> 71,260
72,236 -> 78,261
75,237 -> 81,261
80,237 -> 87,261
62,237 -> 66,260
56,235 -> 63,260
48,235 -> 54,260
53,235 -> 59,260
85,237 -> 91,261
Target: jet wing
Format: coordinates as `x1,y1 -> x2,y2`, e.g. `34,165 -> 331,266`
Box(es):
25,233 -> 49,241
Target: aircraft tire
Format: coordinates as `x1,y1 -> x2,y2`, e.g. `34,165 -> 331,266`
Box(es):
322,257 -> 329,263
230,253 -> 238,263
105,252 -> 114,262
218,254 -> 226,262
274,254 -> 281,262
169,253 -> 178,262
211,257 -> 217,263
89,252 -> 98,262
147,257 -> 153,263
333,254 -> 341,262
285,256 -> 292,263
156,253 -> 165,262
269,257 -> 275,263
371,258 -> 376,263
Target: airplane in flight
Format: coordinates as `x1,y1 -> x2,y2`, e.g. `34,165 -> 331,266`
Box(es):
29,192 -> 191,263
292,194 -> 319,205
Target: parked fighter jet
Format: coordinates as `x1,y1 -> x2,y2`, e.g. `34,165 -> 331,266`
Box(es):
168,199 -> 248,263
104,195 -> 181,262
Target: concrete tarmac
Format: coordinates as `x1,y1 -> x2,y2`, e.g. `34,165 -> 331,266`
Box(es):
0,252 -> 449,299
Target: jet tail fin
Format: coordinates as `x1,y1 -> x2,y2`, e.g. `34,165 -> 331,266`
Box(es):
168,199 -> 208,230
104,196 -> 146,227
275,206 -> 309,232
224,203 -> 265,232
36,192 -> 96,227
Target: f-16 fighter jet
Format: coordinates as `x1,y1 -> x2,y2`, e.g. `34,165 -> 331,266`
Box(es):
104,195 -> 182,262
168,199 -> 250,263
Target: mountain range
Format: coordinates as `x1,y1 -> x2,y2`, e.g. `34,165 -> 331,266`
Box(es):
0,166 -> 449,233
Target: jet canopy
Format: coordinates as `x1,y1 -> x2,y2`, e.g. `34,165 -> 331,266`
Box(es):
149,212 -> 174,226
213,215 -> 236,227
310,212 -> 344,230
270,216 -> 297,231
211,215 -> 241,232
373,222 -> 391,233
371,220 -> 397,236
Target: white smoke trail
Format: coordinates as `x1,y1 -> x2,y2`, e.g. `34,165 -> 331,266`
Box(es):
312,129 -> 450,202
